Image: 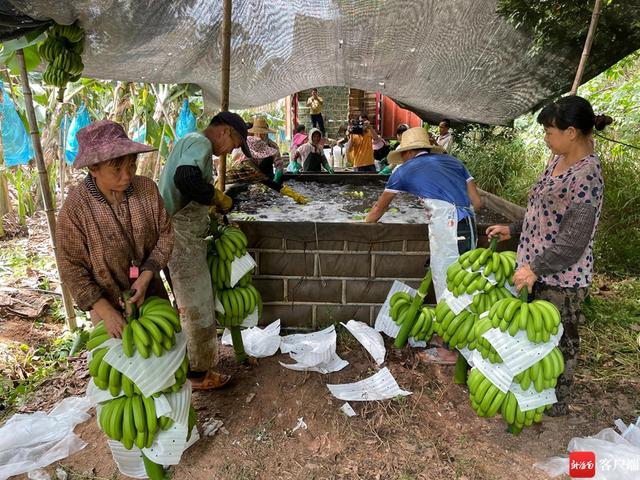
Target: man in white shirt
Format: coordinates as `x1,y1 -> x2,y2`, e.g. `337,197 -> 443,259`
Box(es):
436,119 -> 453,153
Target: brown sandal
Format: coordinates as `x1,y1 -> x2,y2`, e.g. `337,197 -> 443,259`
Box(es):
190,371 -> 232,390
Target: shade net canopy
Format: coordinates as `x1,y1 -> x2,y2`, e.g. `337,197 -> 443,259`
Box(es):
3,0 -> 640,125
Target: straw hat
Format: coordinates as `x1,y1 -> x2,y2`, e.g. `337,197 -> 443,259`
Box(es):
387,127 -> 443,165
248,117 -> 276,134
73,120 -> 156,168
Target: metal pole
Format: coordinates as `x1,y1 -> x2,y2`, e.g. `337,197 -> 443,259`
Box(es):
16,49 -> 77,331
570,0 -> 603,95
217,0 -> 232,191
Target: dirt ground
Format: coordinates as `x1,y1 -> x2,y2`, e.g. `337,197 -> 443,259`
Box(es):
2,213 -> 638,480
3,324 -> 637,480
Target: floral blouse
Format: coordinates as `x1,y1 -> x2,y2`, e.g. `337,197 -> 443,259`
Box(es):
517,154 -> 604,288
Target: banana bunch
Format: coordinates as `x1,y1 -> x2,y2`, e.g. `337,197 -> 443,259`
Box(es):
513,347 -> 565,392
389,291 -> 435,342
158,415 -> 175,431
468,287 -> 514,314
217,285 -> 262,327
500,391 -> 547,434
98,393 -> 158,450
434,302 -> 478,349
39,21 -> 85,88
472,315 -> 503,363
157,353 -> 190,395
446,261 -> 495,296
211,225 -> 248,263
446,242 -> 516,295
187,405 -> 197,441
467,369 -> 506,418
208,254 -> 254,291
121,297 -> 181,359
488,296 -> 560,343
87,321 -> 111,351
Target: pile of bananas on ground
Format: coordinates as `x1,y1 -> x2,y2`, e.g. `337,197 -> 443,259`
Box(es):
389,291 -> 435,342
446,239 -> 516,295
467,368 -> 555,435
85,295 -> 198,475
39,21 -> 85,88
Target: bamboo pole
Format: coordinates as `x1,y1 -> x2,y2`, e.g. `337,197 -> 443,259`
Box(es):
570,0 -> 603,94
217,0 -> 232,191
58,112 -> 68,203
16,49 -> 77,331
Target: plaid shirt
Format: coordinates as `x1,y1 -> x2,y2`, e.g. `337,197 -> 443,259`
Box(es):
56,174 -> 174,311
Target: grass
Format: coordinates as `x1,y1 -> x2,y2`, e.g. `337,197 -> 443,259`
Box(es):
579,276 -> 640,389
0,331 -> 76,417
456,125 -> 640,277
54,464 -> 119,480
0,243 -> 54,284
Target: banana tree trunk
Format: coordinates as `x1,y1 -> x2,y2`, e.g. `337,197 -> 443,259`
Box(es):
16,49 -> 77,331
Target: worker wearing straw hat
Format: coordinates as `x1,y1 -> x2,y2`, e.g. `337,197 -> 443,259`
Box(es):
248,117 -> 285,185
56,120 -> 174,339
366,127 -> 482,364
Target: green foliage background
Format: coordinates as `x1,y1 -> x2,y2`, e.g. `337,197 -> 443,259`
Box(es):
456,51 -> 640,276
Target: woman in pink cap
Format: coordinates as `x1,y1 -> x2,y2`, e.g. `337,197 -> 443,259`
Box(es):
56,120 -> 174,338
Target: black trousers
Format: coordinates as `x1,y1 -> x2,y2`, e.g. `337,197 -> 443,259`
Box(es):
310,114 -> 325,135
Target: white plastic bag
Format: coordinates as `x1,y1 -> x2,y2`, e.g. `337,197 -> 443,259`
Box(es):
279,325 -> 348,373
422,198 -> 460,302
482,323 -> 564,375
230,253 -> 257,287
0,396 -> 94,480
535,417 -> 640,479
222,320 -> 281,358
341,320 -> 386,365
326,367 -> 411,401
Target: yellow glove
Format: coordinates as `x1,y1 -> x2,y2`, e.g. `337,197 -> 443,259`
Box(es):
212,188 -> 232,212
280,184 -> 309,204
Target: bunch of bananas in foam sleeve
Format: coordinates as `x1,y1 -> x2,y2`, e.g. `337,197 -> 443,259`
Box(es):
207,223 -> 262,362
86,293 -> 198,478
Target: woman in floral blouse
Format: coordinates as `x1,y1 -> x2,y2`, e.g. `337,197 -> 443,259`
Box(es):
487,95 -> 612,416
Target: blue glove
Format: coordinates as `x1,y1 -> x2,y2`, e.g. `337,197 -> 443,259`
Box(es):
378,165 -> 392,175
291,162 -> 302,174
274,170 -> 283,184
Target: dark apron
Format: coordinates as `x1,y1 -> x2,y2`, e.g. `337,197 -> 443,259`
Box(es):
303,151 -> 324,172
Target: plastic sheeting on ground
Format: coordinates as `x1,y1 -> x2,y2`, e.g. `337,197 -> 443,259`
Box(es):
0,396 -> 94,480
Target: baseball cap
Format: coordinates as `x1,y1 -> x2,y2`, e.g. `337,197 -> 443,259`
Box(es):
215,111 -> 252,158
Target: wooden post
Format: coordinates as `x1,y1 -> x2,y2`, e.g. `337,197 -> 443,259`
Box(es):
16,49 -> 77,331
217,0 -> 232,191
570,0 -> 603,95
58,112 -> 68,203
